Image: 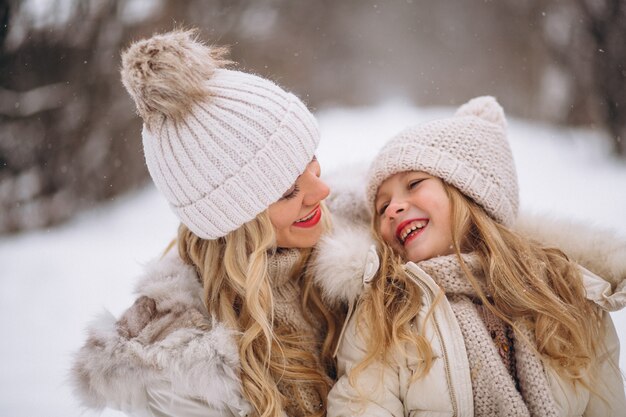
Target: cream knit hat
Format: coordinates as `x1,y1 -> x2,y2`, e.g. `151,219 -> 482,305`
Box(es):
120,30 -> 319,239
366,96 -> 519,225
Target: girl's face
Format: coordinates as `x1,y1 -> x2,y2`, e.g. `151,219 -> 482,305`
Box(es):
375,171 -> 453,263
268,157 -> 330,248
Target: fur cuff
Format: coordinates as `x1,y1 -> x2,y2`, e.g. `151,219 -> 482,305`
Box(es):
70,252 -> 243,412
70,312 -> 242,412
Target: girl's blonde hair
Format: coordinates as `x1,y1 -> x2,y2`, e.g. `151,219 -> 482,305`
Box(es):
353,181 -> 603,385
176,206 -> 340,417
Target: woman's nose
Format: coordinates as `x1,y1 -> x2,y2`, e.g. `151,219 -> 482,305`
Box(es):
303,174 -> 330,205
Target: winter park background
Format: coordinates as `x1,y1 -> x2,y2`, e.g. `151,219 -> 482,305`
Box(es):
1,103 -> 626,417
2,1 -> 626,416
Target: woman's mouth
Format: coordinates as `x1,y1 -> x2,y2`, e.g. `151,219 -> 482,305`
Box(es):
293,205 -> 322,228
396,219 -> 428,245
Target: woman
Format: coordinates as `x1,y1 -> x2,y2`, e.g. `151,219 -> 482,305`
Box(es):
71,29 -> 342,417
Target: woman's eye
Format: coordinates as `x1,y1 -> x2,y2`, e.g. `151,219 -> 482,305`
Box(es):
378,203 -> 389,216
281,184 -> 300,200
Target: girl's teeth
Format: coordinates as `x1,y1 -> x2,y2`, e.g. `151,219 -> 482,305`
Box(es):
400,221 -> 427,242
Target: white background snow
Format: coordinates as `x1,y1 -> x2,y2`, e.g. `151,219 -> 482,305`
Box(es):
1,103 -> 625,416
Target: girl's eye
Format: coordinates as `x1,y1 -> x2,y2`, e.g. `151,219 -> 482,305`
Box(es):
409,179 -> 425,189
378,203 -> 389,216
281,184 -> 300,200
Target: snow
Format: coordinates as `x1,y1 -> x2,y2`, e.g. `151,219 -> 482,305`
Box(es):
1,103 -> 625,416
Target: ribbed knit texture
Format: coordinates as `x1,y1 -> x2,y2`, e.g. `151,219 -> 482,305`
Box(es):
121,31 -> 319,240
475,302 -> 517,379
367,96 -> 519,226
268,249 -> 327,416
417,254 -> 558,417
142,69 -> 319,239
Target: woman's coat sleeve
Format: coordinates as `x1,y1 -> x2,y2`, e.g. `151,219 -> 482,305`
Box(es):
144,384 -> 238,417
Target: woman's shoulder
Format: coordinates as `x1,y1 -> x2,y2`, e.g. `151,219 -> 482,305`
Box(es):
132,248 -> 206,313
578,265 -> 626,312
70,250 -> 244,413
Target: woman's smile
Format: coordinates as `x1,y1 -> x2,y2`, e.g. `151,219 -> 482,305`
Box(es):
293,205 -> 322,228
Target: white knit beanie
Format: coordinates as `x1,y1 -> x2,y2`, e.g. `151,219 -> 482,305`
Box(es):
120,29 -> 319,239
366,96 -> 519,226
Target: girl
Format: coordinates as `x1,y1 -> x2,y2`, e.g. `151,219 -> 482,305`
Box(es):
71,30 -> 342,417
324,96 -> 626,416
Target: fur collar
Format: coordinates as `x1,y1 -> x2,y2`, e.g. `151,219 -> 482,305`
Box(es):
311,217 -> 376,306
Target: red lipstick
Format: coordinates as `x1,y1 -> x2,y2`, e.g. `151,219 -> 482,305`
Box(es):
293,205 -> 322,228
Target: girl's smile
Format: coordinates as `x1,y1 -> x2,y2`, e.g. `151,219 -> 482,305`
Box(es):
396,218 -> 428,245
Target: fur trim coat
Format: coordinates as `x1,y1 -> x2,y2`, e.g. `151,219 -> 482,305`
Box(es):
71,250 -> 253,416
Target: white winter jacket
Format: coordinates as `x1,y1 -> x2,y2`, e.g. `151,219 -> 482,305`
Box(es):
312,224 -> 626,417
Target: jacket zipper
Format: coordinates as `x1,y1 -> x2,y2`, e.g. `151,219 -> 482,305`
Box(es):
404,267 -> 459,417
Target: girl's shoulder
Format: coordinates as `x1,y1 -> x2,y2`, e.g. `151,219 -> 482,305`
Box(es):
70,250 -> 243,413
579,265 -> 626,312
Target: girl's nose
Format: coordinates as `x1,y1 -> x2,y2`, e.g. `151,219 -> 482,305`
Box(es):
386,199 -> 407,218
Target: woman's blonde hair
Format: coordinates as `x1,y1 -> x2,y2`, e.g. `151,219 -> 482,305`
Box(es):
353,181 -> 603,385
176,206 -> 340,417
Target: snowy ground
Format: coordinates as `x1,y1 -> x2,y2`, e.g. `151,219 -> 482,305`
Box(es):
1,103 -> 625,417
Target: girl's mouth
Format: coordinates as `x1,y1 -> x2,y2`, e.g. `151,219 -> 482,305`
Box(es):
396,219 -> 429,245
293,205 -> 322,228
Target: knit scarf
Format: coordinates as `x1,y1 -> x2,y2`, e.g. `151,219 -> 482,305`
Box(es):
417,254 -> 559,417
267,248 -> 326,416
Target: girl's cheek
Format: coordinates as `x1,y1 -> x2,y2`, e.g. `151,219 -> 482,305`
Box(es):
381,227 -> 394,246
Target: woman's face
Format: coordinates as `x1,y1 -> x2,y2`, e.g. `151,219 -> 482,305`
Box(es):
268,157 -> 330,248
375,171 -> 453,263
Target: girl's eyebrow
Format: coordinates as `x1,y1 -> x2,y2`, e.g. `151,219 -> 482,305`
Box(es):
375,191 -> 389,207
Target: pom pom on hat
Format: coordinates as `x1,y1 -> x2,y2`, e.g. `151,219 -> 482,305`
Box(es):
455,95 -> 507,129
120,29 -> 230,129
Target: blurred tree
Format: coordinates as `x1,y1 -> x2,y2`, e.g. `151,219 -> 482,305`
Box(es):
0,0 -> 151,234
538,0 -> 626,156
577,0 -> 626,156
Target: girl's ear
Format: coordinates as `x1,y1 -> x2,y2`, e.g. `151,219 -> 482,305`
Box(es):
455,96 -> 506,129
